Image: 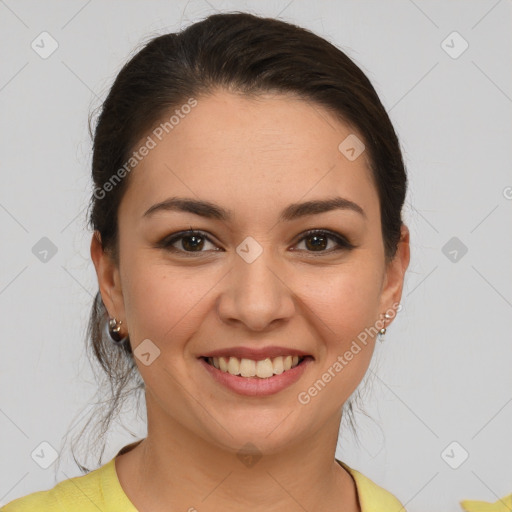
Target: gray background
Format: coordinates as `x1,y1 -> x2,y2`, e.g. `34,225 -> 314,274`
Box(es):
1,1 -> 511,511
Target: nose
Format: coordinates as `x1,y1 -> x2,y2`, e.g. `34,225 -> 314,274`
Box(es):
216,248 -> 296,332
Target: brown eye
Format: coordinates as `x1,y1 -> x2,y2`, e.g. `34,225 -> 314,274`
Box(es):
179,233 -> 206,251
293,229 -> 354,254
159,229 -> 219,255
157,228 -> 354,257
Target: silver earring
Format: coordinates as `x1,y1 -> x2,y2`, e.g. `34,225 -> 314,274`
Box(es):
378,313 -> 393,342
106,316 -> 128,344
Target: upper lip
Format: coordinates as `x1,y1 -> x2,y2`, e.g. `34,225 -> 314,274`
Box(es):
200,346 -> 312,360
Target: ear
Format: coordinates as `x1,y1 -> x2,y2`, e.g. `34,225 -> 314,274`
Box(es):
90,231 -> 126,330
378,223 -> 410,324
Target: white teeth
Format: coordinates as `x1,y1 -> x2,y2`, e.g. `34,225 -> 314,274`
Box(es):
227,357 -> 240,375
219,356 -> 229,372
240,358 -> 256,377
208,355 -> 304,379
256,358 -> 274,378
273,356 -> 284,375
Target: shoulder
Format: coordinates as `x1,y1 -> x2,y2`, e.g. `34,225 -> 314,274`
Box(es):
1,459 -> 119,512
337,459 -> 407,512
460,493 -> 512,511
1,488 -> 61,511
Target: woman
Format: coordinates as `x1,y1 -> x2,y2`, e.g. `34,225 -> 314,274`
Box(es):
3,11 -> 410,512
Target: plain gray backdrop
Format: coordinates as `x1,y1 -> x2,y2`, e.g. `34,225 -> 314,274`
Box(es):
1,1 -> 511,511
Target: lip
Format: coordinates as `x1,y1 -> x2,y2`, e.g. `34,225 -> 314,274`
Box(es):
200,346 -> 312,360
199,356 -> 313,397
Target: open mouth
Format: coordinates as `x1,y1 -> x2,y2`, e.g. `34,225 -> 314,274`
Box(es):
201,355 -> 312,379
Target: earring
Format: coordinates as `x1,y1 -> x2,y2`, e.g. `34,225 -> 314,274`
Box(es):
378,312 -> 393,343
106,316 -> 128,344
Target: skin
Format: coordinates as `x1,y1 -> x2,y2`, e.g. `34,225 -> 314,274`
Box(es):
91,89 -> 410,512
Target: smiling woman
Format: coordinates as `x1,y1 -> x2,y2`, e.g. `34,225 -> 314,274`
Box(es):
3,11 -> 410,512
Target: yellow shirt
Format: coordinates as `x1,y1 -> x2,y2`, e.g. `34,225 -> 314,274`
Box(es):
1,444 -> 406,511
459,493 -> 512,512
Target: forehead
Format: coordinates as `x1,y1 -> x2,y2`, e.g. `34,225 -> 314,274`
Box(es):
119,90 -> 379,226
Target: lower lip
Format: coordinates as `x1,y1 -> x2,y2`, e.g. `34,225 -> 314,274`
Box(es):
199,357 -> 313,397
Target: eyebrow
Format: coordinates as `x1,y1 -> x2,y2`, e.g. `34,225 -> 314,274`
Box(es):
142,196 -> 366,222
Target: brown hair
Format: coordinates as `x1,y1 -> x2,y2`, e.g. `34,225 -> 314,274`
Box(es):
66,11 -> 407,473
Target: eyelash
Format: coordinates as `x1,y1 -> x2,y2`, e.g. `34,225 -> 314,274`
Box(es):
157,227 -> 355,257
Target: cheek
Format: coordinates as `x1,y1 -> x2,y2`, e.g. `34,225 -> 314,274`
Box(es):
121,255 -> 220,349
305,266 -> 382,399
299,259 -> 382,342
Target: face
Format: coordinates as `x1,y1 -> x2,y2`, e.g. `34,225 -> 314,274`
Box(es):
92,89 -> 409,455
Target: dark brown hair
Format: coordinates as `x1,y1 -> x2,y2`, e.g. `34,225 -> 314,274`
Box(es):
66,11 -> 407,473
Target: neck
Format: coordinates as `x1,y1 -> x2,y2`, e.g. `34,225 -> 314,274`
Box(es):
115,399 -> 360,512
